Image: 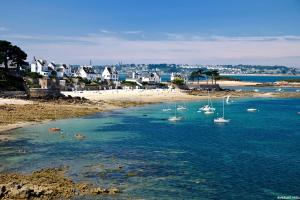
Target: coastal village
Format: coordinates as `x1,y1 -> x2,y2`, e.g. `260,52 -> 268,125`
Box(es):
1,0 -> 300,199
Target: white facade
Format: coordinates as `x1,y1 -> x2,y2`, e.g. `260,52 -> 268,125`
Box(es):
31,58 -> 51,77
76,65 -> 100,81
101,67 -> 119,82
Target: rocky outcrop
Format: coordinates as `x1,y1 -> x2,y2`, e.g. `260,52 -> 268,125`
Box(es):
0,168 -> 120,200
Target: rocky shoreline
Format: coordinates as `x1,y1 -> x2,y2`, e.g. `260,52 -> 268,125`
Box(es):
0,167 -> 120,200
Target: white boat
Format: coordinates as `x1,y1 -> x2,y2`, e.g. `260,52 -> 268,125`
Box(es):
276,88 -> 283,92
177,105 -> 187,110
254,89 -> 259,92
168,116 -> 182,122
296,89 -> 300,92
168,103 -> 182,122
204,110 -> 214,114
200,105 -> 215,112
214,117 -> 230,123
247,108 -> 257,112
214,97 -> 230,123
162,108 -> 172,112
226,95 -> 231,104
199,91 -> 215,112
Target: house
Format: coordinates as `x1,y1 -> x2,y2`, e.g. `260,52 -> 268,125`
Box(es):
141,72 -> 161,84
76,65 -> 99,81
101,66 -> 119,82
170,72 -> 188,84
31,58 -> 52,76
55,64 -> 72,78
126,71 -> 161,85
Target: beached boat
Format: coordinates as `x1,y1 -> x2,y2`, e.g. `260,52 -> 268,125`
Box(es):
214,97 -> 230,123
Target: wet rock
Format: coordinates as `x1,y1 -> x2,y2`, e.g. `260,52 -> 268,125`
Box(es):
0,168 -> 121,199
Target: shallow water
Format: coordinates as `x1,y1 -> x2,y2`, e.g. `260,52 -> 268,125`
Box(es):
1,98 -> 300,199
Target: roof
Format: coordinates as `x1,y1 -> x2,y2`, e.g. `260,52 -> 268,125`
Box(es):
83,67 -> 96,74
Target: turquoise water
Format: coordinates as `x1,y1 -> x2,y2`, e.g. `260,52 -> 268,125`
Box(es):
1,98 -> 300,199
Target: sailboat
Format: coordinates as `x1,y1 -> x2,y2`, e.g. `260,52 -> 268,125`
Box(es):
214,97 -> 230,123
247,108 -> 257,112
168,103 -> 182,122
199,91 -> 215,112
226,95 -> 231,104
177,103 -> 187,111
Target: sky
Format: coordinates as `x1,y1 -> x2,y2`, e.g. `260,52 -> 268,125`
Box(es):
0,0 -> 300,66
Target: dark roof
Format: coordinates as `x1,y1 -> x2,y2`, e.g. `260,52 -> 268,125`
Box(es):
83,67 -> 96,74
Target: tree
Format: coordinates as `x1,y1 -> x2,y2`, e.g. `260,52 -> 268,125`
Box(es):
189,71 -> 198,82
211,70 -> 220,84
196,69 -> 204,83
0,40 -> 27,71
204,70 -> 212,84
172,77 -> 184,85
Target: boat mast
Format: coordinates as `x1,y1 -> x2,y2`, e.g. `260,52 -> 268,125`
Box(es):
223,97 -> 225,118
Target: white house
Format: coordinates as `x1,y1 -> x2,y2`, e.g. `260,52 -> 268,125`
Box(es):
170,72 -> 188,83
101,66 -> 119,82
141,72 -> 161,84
31,58 -> 52,76
55,64 -> 72,78
76,65 -> 99,81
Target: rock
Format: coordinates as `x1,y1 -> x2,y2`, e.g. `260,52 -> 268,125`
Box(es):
108,188 -> 120,194
90,187 -> 104,194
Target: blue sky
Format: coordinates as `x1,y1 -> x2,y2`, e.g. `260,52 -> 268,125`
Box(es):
0,0 -> 300,66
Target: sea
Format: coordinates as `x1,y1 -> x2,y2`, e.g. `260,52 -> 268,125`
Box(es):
1,98 -> 300,199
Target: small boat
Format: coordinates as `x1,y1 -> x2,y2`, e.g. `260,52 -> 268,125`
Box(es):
276,88 -> 283,92
169,103 -> 182,122
200,105 -> 214,111
226,95 -> 231,104
247,108 -> 257,112
296,89 -> 300,92
168,116 -> 182,122
297,112 -> 300,115
236,89 -> 242,92
204,110 -> 214,114
177,105 -> 187,111
199,92 -> 215,112
254,89 -> 259,92
162,108 -> 172,112
214,117 -> 230,123
214,97 -> 230,123
48,127 -> 61,132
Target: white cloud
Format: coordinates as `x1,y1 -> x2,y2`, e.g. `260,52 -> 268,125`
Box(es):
2,33 -> 300,66
121,30 -> 142,34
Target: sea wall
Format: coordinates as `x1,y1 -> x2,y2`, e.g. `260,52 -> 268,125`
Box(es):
29,88 -> 61,98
